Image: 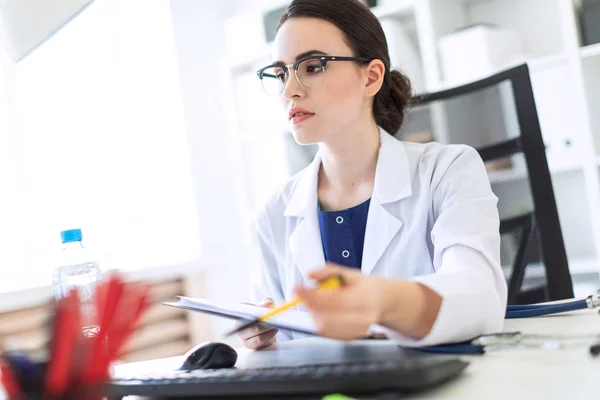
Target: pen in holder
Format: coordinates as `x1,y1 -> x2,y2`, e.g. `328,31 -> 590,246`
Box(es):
0,272 -> 150,400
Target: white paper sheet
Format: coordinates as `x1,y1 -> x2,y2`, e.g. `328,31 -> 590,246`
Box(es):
164,296 -> 317,335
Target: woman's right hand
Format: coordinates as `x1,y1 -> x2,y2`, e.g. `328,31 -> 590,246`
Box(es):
238,297 -> 279,350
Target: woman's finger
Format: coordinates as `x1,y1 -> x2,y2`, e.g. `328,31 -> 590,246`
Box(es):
247,326 -> 277,339
308,263 -> 360,285
312,311 -> 371,340
239,324 -> 276,340
261,297 -> 275,308
307,265 -> 344,281
246,329 -> 278,349
294,286 -> 345,311
240,297 -> 275,308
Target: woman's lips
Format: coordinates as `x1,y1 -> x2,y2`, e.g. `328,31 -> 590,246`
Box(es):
290,113 -> 314,124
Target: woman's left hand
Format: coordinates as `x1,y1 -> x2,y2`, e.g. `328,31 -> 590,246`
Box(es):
293,263 -> 386,340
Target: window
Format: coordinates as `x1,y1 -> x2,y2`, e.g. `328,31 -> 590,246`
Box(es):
0,0 -> 200,293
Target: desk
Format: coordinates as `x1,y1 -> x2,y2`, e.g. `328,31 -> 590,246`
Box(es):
114,309 -> 600,399
409,309 -> 600,399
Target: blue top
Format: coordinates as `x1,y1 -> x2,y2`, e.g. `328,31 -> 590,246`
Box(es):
318,198 -> 371,269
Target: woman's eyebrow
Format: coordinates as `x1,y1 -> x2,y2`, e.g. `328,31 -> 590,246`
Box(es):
273,49 -> 329,64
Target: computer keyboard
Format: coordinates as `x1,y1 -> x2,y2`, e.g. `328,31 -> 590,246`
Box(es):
109,355 -> 468,399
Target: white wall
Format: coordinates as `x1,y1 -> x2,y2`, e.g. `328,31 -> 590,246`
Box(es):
232,0 -> 289,15
169,0 -> 256,345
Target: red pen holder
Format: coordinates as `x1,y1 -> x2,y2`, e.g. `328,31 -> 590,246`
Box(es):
1,272 -> 149,400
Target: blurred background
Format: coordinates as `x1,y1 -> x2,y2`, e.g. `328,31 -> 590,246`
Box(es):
1,0 -> 600,363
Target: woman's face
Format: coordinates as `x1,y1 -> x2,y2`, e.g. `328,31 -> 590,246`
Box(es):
273,17 -> 370,145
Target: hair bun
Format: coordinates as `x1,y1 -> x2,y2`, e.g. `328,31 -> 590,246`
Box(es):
374,69 -> 414,134
390,70 -> 413,109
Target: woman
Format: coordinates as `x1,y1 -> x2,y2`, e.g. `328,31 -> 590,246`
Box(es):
239,0 -> 507,350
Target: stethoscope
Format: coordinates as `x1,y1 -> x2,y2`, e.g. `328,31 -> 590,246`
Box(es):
416,291 -> 600,356
505,291 -> 600,319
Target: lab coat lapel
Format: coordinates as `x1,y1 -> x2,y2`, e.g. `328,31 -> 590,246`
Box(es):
285,154 -> 325,283
288,212 -> 324,283
361,198 -> 403,275
361,129 -> 413,275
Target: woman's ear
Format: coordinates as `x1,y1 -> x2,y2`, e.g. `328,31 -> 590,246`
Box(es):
364,59 -> 385,98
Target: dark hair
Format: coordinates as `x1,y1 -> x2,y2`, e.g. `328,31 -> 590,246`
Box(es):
277,0 -> 413,134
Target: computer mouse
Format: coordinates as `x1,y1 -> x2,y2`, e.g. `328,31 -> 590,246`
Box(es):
178,341 -> 238,370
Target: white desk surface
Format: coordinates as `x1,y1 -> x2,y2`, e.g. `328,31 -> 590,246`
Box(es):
408,308 -> 600,399
110,308 -> 600,400
2,309 -> 597,399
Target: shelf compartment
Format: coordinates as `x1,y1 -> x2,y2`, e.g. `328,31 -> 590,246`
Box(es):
582,55 -> 600,156
581,42 -> 600,59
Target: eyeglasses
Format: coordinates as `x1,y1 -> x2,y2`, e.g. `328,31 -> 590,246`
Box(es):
256,55 -> 372,96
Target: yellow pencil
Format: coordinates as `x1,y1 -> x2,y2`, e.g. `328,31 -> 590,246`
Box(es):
224,275 -> 343,337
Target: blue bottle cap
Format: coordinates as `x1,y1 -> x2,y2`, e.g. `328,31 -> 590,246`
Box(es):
60,229 -> 82,243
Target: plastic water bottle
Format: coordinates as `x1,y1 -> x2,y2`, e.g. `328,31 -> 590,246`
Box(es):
53,228 -> 103,336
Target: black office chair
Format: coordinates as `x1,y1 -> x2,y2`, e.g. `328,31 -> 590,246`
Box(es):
396,64 -> 574,305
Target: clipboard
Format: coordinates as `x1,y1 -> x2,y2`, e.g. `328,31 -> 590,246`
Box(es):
163,296 -> 318,336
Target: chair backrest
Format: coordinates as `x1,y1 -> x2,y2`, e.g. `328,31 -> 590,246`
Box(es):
397,64 -> 574,304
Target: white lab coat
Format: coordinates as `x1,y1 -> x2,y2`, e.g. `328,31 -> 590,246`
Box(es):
250,127 -> 507,347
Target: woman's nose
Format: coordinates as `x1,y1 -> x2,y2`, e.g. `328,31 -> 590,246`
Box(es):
282,71 -> 305,100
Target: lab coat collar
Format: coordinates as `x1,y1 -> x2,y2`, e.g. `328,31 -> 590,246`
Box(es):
373,127 -> 413,203
285,127 -> 412,279
284,127 -> 412,218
